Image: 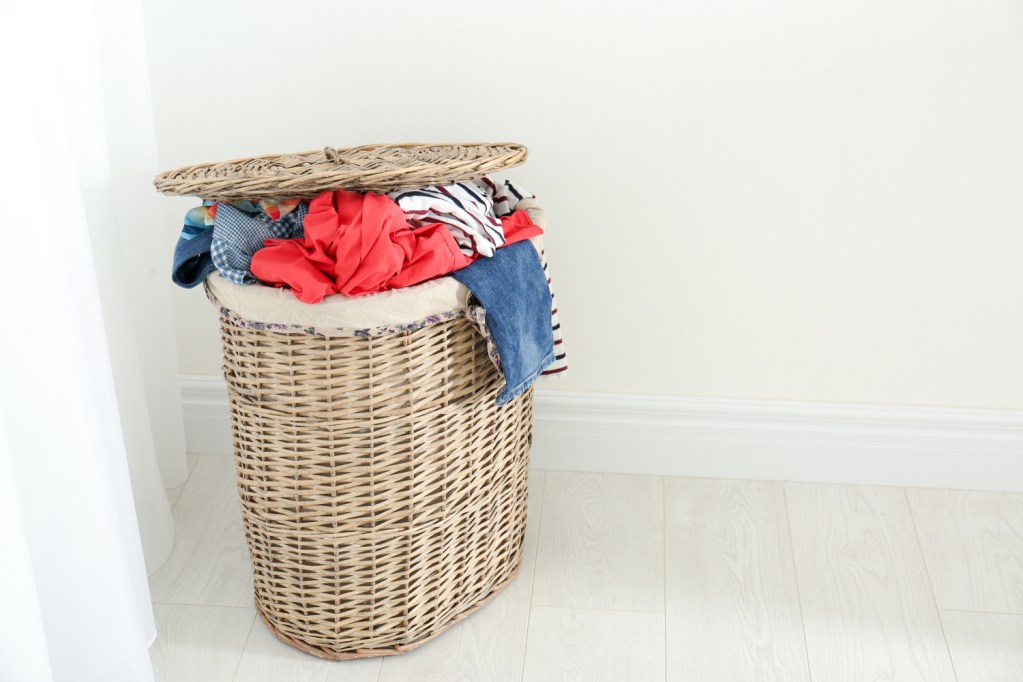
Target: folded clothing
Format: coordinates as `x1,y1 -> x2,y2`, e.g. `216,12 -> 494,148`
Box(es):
251,189 -> 542,304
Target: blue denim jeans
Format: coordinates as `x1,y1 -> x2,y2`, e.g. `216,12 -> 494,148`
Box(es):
171,225 -> 216,288
452,241 -> 555,405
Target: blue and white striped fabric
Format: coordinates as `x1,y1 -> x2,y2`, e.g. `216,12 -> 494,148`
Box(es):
389,177 -> 537,258
389,182 -> 506,258
472,176 -> 536,218
211,202 -> 308,284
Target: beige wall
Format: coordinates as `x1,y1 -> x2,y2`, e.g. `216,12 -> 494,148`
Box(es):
144,0 -> 1023,409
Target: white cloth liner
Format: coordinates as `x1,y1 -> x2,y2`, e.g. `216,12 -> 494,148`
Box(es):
206,272 -> 472,331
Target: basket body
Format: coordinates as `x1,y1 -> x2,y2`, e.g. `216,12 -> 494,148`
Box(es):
218,311 -> 533,659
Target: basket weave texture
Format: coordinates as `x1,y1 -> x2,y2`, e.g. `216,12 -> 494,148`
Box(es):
153,142 -> 527,200
219,308 -> 533,659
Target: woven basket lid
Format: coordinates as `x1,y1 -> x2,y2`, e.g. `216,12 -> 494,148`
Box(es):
153,142 -> 528,200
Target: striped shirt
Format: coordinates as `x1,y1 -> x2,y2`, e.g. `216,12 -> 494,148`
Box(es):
390,182 -> 506,257
390,177 -> 538,258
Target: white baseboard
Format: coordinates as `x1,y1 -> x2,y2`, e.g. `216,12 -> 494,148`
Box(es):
181,375 -> 233,456
182,374 -> 1023,491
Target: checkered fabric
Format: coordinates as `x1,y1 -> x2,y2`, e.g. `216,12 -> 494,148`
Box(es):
211,202 -> 308,284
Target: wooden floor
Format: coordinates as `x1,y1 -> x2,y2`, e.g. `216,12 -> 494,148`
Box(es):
150,455 -> 1023,681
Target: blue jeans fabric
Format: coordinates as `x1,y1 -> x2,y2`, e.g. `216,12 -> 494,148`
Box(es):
171,201 -> 308,288
452,241 -> 555,406
171,224 -> 216,288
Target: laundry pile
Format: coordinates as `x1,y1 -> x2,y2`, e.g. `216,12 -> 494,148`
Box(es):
172,177 -> 566,404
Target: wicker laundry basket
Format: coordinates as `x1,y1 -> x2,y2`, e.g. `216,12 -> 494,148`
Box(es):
212,286 -> 533,659
159,142 -> 537,659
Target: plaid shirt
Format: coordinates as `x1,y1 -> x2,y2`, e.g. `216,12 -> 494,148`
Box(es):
211,202 -> 308,284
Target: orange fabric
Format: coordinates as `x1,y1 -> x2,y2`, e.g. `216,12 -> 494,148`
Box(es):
251,189 -> 543,304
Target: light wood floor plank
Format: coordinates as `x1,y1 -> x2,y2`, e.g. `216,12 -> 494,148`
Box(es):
941,610 -> 1023,682
522,606 -> 665,682
377,471 -> 546,682
166,453 -> 199,509
151,468 -> 1023,680
232,615 -> 381,682
908,488 -> 1023,613
785,483 -> 955,682
149,455 -> 254,607
149,604 -> 254,682
665,477 -> 809,682
532,472 -> 664,612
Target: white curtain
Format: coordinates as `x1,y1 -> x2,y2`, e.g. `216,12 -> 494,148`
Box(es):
0,0 -> 186,679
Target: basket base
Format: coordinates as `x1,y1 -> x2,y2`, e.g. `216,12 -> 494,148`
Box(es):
254,562 -> 523,661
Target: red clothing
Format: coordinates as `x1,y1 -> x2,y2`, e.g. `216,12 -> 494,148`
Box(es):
251,189 -> 543,304
499,208 -> 545,247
